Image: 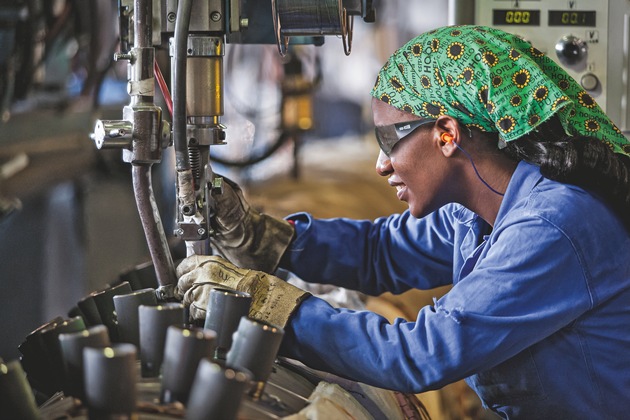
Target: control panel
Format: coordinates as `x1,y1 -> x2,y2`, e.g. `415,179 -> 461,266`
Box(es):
475,0 -> 630,133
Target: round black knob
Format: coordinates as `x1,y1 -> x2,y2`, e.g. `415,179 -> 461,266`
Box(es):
555,35 -> 588,66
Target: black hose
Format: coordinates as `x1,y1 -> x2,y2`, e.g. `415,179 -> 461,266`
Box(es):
210,130 -> 294,168
172,0 -> 192,171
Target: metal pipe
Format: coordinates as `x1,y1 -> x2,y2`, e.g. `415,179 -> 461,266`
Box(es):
132,165 -> 177,292
129,0 -> 176,297
134,0 -> 151,48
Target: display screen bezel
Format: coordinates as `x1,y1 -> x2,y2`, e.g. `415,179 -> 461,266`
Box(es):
492,9 -> 541,26
548,10 -> 596,27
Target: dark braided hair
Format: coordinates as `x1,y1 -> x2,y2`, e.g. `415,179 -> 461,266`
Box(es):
500,115 -> 630,232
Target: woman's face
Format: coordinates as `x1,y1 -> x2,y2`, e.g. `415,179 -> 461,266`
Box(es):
372,98 -> 455,218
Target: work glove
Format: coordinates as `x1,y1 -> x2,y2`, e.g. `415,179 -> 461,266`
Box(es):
175,255 -> 310,328
209,176 -> 295,273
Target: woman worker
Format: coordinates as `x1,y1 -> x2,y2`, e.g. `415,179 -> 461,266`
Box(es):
176,26 -> 630,418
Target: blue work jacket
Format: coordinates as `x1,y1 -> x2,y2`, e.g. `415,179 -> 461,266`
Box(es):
279,161 -> 630,419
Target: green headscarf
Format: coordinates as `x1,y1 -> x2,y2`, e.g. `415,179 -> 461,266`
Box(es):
371,25 -> 630,157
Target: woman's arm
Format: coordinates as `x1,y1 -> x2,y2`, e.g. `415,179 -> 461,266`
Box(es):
280,216 -> 593,393
280,205 -> 461,295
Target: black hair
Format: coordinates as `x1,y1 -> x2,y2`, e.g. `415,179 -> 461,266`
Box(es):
500,115 -> 630,232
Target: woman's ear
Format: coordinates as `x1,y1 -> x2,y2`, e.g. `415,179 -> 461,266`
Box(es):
435,116 -> 461,157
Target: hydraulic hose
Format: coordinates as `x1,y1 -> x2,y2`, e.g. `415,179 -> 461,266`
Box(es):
172,0 -> 193,171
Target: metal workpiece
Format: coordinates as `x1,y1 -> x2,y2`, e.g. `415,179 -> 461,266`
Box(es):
186,360 -> 251,420
204,288 -> 253,360
113,288 -> 158,347
58,325 -> 111,400
138,303 -> 186,378
0,359 -> 40,420
226,317 -> 285,399
160,326 -> 216,404
83,344 -> 138,418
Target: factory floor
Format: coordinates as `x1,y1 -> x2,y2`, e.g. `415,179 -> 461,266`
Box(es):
241,134 -> 495,420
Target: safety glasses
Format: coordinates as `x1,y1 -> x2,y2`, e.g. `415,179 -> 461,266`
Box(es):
374,118 -> 435,156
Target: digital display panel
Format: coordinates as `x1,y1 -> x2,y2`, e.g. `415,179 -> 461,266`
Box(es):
548,10 -> 596,27
493,9 -> 541,26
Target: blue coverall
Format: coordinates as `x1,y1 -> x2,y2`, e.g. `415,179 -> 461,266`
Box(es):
279,161 -> 630,419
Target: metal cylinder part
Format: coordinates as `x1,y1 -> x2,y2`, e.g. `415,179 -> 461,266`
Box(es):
186,360 -> 251,420
119,260 -> 160,291
0,360 -> 39,420
138,303 -> 185,377
113,288 -> 158,348
226,317 -> 284,385
169,35 -> 224,122
160,326 -> 216,404
58,325 -> 111,399
181,36 -> 224,119
18,317 -> 64,390
186,56 -> 224,117
91,281 -> 133,342
92,120 -> 133,149
83,344 -> 138,417
77,294 -> 104,326
204,288 -> 252,359
39,316 -> 86,393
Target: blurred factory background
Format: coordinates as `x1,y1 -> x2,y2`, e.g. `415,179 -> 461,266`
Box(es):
1,0 -> 628,418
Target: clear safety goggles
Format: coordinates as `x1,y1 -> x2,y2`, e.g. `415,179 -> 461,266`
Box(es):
374,118 -> 435,156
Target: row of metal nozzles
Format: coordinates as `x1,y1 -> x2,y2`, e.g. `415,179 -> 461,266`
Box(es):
13,279 -> 284,419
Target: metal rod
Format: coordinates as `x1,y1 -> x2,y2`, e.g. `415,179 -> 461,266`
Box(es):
134,0 -> 151,48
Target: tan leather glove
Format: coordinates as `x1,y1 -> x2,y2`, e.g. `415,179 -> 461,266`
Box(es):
175,255 -> 309,327
210,176 -> 295,273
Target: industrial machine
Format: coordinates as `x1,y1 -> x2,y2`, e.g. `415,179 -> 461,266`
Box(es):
474,0 -> 630,134
4,4 -> 434,418
92,0 -> 376,302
